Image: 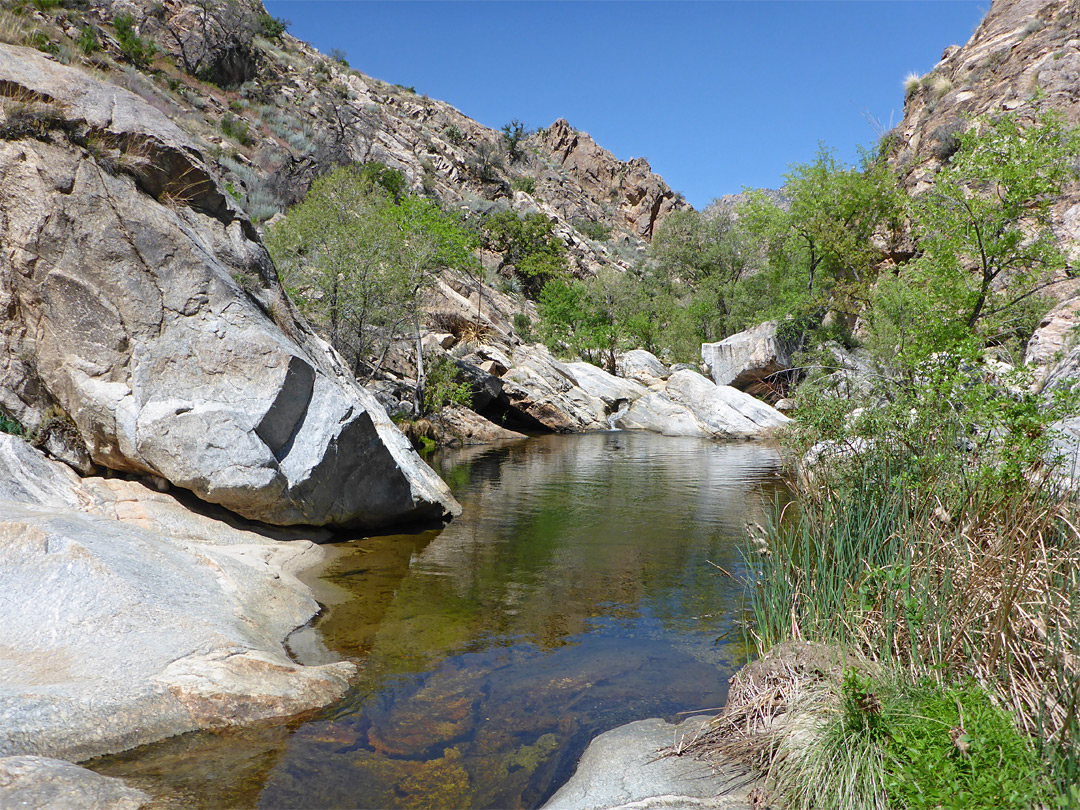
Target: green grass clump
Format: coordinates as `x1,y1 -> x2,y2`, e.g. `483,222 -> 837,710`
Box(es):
885,681 -> 1050,809
773,671 -> 1051,810
0,409 -> 23,437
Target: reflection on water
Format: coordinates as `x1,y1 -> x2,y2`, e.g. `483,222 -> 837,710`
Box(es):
90,432 -> 787,809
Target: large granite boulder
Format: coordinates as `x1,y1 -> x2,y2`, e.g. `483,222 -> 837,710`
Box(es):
0,435 -> 354,762
565,362 -> 650,409
663,370 -> 790,437
0,44 -> 458,528
617,349 -> 671,388
613,393 -> 716,438
501,345 -> 607,431
702,321 -> 797,394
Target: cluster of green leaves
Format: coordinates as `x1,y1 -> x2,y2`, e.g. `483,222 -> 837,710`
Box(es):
113,13 -> 156,69
256,13 -> 289,40
478,210 -> 566,298
868,111 -> 1080,375
219,113 -> 251,146
443,124 -> 464,145
510,175 -> 536,195
266,162 -> 477,383
0,409 -> 24,438
884,681 -> 1050,810
76,25 -> 99,55
572,217 -> 611,242
423,353 -> 472,414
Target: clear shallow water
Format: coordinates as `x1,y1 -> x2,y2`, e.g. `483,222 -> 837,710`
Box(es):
89,432 -> 787,809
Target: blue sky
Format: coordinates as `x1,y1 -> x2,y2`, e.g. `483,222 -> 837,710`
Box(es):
265,1 -> 987,209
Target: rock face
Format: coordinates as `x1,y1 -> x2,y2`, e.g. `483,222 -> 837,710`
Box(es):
537,119 -> 689,240
0,756 -> 149,810
542,716 -> 753,810
0,434 -> 355,762
702,321 -> 797,395
0,44 -> 459,528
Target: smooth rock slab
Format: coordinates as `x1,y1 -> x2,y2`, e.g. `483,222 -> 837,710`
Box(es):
0,756 -> 149,810
543,716 -> 753,810
0,436 -> 354,763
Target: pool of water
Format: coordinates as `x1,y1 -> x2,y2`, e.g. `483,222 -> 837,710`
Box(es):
89,432 -> 787,809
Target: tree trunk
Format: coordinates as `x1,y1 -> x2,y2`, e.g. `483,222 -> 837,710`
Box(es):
414,310 -> 426,416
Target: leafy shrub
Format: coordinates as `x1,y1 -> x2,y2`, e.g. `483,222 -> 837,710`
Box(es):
443,124 -> 464,145
328,47 -> 348,67
512,313 -> 533,342
256,13 -> 289,40
26,29 -> 58,55
0,409 -> 23,437
76,26 -> 99,55
113,13 -> 156,69
510,175 -> 536,195
422,353 -> 472,414
501,119 -> 529,163
479,210 -> 566,298
220,113 -> 252,146
572,217 -> 611,242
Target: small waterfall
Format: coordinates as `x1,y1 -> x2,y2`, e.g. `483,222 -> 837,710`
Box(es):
607,399 -> 631,430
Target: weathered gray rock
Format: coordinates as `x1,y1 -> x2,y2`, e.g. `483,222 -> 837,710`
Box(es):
0,435 -> 354,763
617,350 -> 671,387
502,346 -> 607,431
663,370 -> 790,438
0,756 -> 149,810
0,44 -> 458,528
542,716 -> 753,810
702,322 -> 797,393
433,405 -> 527,446
614,394 -> 716,438
566,362 -> 650,410
1029,295 -> 1080,390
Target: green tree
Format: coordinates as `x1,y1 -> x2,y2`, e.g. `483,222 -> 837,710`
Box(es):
266,164 -> 476,406
501,119 -> 529,163
736,145 -> 903,328
874,111 -> 1080,370
649,208 -> 748,342
479,210 -> 567,297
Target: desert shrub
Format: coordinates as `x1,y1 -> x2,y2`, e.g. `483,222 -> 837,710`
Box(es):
0,409 -> 23,437
443,123 -> 464,145
422,353 -> 472,414
113,13 -> 156,69
501,119 -> 529,163
478,210 -> 566,298
510,175 -> 536,195
76,25 -> 99,55
572,217 -> 611,242
219,113 -> 252,146
256,13 -> 288,40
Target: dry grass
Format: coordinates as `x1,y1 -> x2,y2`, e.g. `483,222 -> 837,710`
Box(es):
744,458 -> 1080,791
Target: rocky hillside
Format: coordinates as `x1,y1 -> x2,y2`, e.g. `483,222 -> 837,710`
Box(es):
1,0 -> 686,278
886,0 -> 1080,380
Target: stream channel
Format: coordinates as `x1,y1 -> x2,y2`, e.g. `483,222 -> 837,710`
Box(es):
89,431 -> 789,809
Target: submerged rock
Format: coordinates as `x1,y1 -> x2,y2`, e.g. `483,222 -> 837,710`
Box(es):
0,436 -> 355,762
0,756 -> 149,810
0,44 -> 458,528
